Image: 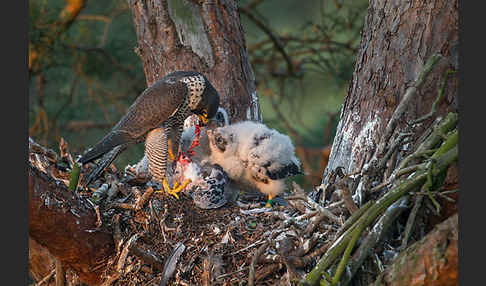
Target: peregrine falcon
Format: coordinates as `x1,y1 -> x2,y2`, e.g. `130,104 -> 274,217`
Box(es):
78,71 -> 220,197
205,121 -> 302,207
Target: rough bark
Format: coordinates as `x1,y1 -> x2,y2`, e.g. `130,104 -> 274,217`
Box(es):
29,164 -> 115,285
323,0 -> 459,184
374,213 -> 458,286
128,0 -> 261,122
29,237 -> 56,284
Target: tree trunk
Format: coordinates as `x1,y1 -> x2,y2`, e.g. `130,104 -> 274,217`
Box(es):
374,213 -> 458,286
323,0 -> 458,184
316,1 -> 459,284
128,0 -> 261,122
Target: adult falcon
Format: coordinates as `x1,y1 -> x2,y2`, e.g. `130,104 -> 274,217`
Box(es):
78,71 -> 220,197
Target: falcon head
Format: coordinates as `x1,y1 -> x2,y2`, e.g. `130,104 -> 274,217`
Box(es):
177,72 -> 220,126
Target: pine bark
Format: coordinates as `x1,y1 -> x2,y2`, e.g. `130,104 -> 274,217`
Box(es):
128,0 -> 261,122
374,213 -> 458,286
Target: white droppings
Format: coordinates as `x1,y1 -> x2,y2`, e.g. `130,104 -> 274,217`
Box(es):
303,239 -> 310,251
352,112 -> 380,157
246,91 -> 261,121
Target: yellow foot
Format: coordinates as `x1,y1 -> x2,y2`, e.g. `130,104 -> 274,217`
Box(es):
161,178 -> 191,199
168,140 -> 176,161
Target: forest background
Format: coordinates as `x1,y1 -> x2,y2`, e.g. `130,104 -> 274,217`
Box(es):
28,0 -> 368,188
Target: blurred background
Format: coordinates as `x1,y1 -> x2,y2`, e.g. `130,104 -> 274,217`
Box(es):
28,0 -> 368,188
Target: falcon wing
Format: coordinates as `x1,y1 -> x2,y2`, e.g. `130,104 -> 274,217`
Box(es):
115,79 -> 188,139
81,144 -> 127,187
79,79 -> 187,164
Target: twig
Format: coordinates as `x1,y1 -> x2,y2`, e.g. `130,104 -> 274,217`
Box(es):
397,112 -> 458,171
288,182 -> 341,223
334,200 -> 373,238
412,69 -> 456,125
300,142 -> 457,286
215,267 -> 249,280
338,184 -> 358,214
400,193 -> 424,251
94,205 -> 102,228
129,244 -> 165,272
35,268 -> 55,286
232,239 -> 266,255
117,233 -> 143,273
329,204 -> 373,286
135,186 -> 155,211
239,7 -> 295,76
340,196 -> 409,286
108,202 -> 136,211
248,241 -> 270,286
377,54 -> 443,157
112,214 -> 123,254
303,212 -> 327,235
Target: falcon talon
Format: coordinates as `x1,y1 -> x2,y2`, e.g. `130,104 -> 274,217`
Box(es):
162,178 -> 191,199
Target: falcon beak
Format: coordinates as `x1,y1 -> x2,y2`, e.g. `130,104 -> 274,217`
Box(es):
198,110 -> 209,125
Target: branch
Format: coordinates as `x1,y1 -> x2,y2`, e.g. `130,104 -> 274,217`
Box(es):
300,142 -> 458,286
29,164 -> 115,285
377,54 -> 443,156
371,214 -> 458,286
239,7 -> 295,76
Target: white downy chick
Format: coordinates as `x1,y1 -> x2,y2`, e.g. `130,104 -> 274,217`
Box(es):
206,121 -> 302,206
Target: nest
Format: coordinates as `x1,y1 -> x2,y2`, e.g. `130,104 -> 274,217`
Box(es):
29,137 -> 349,286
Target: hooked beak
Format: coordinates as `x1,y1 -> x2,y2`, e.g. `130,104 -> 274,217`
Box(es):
198,113 -> 209,126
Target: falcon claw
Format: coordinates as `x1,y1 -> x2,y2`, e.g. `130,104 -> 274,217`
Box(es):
161,178 -> 191,199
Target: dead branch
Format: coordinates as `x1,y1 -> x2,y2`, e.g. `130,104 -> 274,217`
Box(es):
300,139 -> 457,286
248,241 -> 270,286
29,164 -> 115,285
239,7 -> 295,76
372,213 -> 458,286
340,196 -> 409,286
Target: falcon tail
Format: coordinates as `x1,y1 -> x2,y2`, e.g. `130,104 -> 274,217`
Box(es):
81,145 -> 126,187
79,131 -> 132,164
